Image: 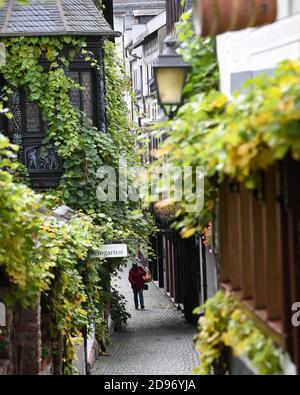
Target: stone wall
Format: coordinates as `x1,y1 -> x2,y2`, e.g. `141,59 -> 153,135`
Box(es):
13,297 -> 42,375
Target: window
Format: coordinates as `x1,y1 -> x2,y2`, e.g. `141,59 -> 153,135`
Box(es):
140,65 -> 143,94
6,88 -> 64,189
146,66 -> 149,95
26,101 -> 42,134
69,70 -> 94,121
132,69 -> 138,93
3,44 -> 103,190
166,0 -> 184,34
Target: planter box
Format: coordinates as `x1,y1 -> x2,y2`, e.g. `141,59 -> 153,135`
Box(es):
195,0 -> 277,36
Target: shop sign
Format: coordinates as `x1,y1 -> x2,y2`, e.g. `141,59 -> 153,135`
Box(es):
90,244 -> 128,259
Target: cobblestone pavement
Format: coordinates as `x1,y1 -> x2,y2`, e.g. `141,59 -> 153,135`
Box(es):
92,263 -> 199,375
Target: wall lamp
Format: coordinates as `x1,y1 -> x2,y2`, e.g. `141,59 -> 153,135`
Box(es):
153,36 -> 189,120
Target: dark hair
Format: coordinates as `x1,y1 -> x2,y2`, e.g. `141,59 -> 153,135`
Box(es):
132,262 -> 138,268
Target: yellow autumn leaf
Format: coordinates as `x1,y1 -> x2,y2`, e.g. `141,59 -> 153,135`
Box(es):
268,87 -> 281,100
281,96 -> 296,112
291,147 -> 300,160
212,94 -> 227,109
233,341 -> 248,357
173,148 -> 182,159
206,200 -> 214,211
256,112 -> 272,126
237,149 -> 256,168
237,143 -> 251,156
255,149 -> 274,169
290,61 -> 300,74
279,75 -> 299,87
281,108 -> 300,122
221,332 -> 231,346
152,145 -> 171,158
181,227 -> 197,239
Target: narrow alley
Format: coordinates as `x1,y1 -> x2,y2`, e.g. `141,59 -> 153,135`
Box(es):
92,263 -> 199,375
1,0 -> 300,378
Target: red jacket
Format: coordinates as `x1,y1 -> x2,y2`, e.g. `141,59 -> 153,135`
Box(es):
128,266 -> 146,290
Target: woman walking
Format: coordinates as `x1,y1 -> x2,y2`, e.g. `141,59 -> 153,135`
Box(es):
128,260 -> 147,310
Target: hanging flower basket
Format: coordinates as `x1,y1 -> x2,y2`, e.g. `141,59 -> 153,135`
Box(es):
194,0 -> 277,37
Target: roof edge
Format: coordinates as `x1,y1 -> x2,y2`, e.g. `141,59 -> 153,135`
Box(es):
0,30 -> 122,38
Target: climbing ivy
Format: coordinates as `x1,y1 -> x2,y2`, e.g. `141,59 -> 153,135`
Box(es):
0,134 -> 53,304
0,135 -> 107,372
110,286 -> 131,332
1,33 -> 156,258
176,9 -> 219,99
0,36 -> 86,156
40,214 -> 105,373
0,34 -> 156,374
150,11 -> 219,237
0,35 -> 154,253
153,60 -> 300,237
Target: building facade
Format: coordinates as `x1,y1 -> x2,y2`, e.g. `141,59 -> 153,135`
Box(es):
129,10 -> 167,125
214,0 -> 300,374
113,0 -> 165,124
144,0 -> 300,373
0,0 -> 117,375
0,0 -> 118,190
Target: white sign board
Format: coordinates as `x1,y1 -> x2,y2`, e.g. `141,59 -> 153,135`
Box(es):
90,244 -> 128,259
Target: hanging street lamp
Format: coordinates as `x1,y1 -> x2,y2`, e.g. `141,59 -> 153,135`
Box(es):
153,36 -> 190,120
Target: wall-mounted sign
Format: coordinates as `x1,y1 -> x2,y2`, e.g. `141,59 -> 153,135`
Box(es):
90,244 -> 128,259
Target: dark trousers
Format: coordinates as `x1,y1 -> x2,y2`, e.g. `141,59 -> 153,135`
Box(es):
133,288 -> 144,308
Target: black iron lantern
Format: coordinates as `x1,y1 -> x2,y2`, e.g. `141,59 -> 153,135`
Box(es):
153,36 -> 189,119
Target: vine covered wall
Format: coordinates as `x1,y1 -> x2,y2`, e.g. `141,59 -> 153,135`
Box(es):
193,291 -> 284,375
0,33 -> 156,373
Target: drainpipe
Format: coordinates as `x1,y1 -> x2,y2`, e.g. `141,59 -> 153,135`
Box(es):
125,41 -> 142,121
201,235 -> 208,304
